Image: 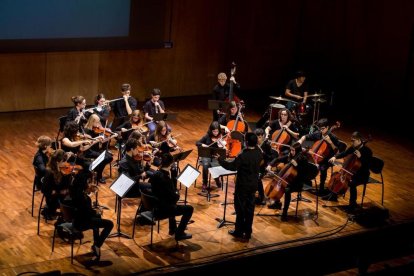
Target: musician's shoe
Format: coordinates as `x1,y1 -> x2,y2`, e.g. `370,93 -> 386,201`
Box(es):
280,213 -> 289,222
268,201 -> 282,209
322,193 -> 338,202
255,197 -> 266,205
201,184 -> 207,193
91,245 -> 101,262
175,232 -> 192,241
243,233 -> 252,240
228,229 -> 243,238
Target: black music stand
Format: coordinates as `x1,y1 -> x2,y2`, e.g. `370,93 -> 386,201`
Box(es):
177,164 -> 200,206
108,173 -> 135,239
196,147 -> 226,201
89,150 -> 110,210
208,100 -> 230,111
152,112 -> 178,122
172,149 -> 193,195
210,166 -> 237,228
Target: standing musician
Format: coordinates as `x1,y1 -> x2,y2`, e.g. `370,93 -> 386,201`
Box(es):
212,72 -> 241,121
83,114 -> 116,184
33,135 -> 53,190
297,118 -> 341,196
325,131 -> 373,211
215,133 -> 262,240
265,142 -> 308,221
284,71 -> 309,112
150,153 -> 194,241
92,93 -> 111,127
110,83 -> 138,131
143,88 -> 171,135
66,96 -> 88,127
264,108 -> 299,155
255,128 -> 278,205
116,110 -> 148,143
195,121 -> 226,192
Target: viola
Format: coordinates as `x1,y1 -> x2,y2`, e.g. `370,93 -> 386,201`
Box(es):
309,121 -> 340,164
327,146 -> 362,195
59,162 -> 83,175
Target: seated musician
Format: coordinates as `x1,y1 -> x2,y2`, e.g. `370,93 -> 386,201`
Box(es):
218,101 -> 248,134
143,89 -> 171,136
116,110 -> 148,143
33,135 -> 53,190
150,153 -> 193,241
298,118 -> 341,196
265,142 -> 308,221
264,108 -> 299,156
83,114 -> 116,184
93,93 -> 111,127
255,128 -> 278,205
41,149 -> 73,219
212,72 -> 241,121
284,71 -> 308,111
66,95 -> 88,128
195,121 -> 225,192
324,132 -> 373,211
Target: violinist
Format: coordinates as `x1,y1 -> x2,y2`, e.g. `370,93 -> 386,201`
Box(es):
143,88 -> 171,135
116,110 -> 147,142
255,128 -> 278,205
264,108 -> 299,155
195,121 -> 224,192
33,135 -> 52,190
83,114 -> 115,184
110,83 -> 138,131
284,70 -> 309,111
41,149 -> 73,219
298,118 -> 341,196
212,72 -> 241,121
265,142 -> 308,221
325,132 -> 373,211
215,133 -> 262,240
66,95 -> 88,128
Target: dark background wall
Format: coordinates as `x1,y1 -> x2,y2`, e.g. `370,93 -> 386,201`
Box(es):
0,0 -> 413,132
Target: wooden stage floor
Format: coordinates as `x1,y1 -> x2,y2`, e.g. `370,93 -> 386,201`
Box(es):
0,96 -> 413,275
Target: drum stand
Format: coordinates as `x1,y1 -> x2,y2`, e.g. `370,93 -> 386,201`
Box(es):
312,97 -> 323,123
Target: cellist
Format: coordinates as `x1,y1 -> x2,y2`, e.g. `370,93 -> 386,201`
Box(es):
324,131 -> 372,212
265,142 -> 308,221
297,118 -> 341,196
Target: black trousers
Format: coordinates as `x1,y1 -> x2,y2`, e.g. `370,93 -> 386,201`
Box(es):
234,192 -> 256,236
79,215 -> 114,248
157,204 -> 194,235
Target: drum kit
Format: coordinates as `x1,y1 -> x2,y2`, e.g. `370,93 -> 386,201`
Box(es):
269,92 -> 326,125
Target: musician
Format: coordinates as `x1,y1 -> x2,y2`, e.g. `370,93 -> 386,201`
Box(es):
110,83 -> 138,131
143,88 -> 171,135
212,72 -> 241,121
325,132 -> 373,211
33,135 -> 52,190
265,142 -> 308,221
66,96 -> 88,127
216,133 -> 262,240
42,149 -> 73,219
83,114 -> 115,184
255,128 -> 278,205
265,108 -> 299,154
117,110 -> 147,142
218,101 -> 248,134
298,118 -> 341,195
195,121 -> 225,192
284,71 -> 309,111
93,93 -> 111,126
68,172 -> 113,262
150,153 -> 193,241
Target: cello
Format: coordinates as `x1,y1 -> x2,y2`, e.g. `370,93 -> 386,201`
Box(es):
309,121 -> 340,164
226,103 -> 247,157
327,144 -> 362,195
270,127 -> 291,154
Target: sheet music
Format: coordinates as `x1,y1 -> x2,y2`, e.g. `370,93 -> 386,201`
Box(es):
90,150 -> 106,171
177,164 -> 200,188
208,166 -> 237,179
110,173 -> 135,197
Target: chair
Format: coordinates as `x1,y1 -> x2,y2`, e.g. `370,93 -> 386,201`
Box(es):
133,191 -> 170,247
32,167 -> 42,217
51,201 -> 86,264
292,162 -> 320,218
361,156 -> 385,206
56,115 -> 67,143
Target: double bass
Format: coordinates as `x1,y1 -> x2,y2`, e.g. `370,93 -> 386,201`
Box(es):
309,121 -> 340,164
226,103 -> 247,157
327,144 -> 362,195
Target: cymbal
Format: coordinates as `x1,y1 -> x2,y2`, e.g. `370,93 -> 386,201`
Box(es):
307,93 -> 325,98
312,98 -> 327,103
269,96 -> 291,102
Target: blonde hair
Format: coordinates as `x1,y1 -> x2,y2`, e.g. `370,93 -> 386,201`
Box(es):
129,110 -> 143,123
85,114 -> 100,129
217,72 -> 227,80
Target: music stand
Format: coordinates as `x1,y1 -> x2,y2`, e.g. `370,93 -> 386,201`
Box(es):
89,150 -> 109,210
172,149 -> 193,192
209,166 -> 237,228
208,100 -> 230,111
152,112 -> 178,122
177,164 -> 200,205
108,173 -> 135,239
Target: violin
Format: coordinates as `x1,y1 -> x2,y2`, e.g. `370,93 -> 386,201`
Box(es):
132,122 -> 149,134
92,126 -> 113,137
137,144 -> 154,162
59,162 -> 83,175
309,121 -> 340,164
210,133 -> 227,148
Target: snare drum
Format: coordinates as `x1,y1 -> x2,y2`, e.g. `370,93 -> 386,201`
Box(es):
269,103 -> 286,121
297,102 -> 310,115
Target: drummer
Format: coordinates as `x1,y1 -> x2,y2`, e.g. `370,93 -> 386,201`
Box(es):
284,70 -> 308,111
